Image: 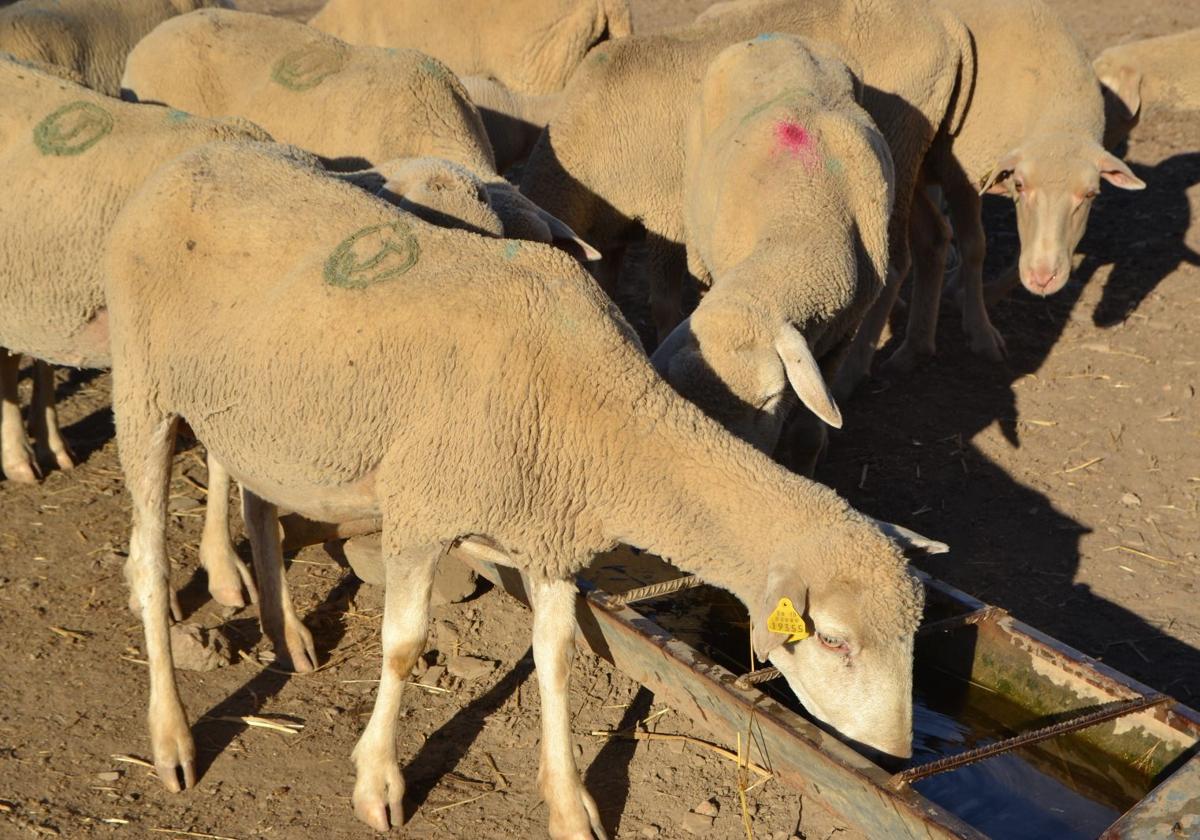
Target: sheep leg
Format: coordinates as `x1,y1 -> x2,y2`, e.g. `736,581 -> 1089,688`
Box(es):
831,259 -> 908,402
199,453 -> 257,609
883,188 -> 951,374
530,577 -> 607,840
0,349 -> 39,483
242,488 -> 316,673
832,187 -> 916,401
30,361 -> 77,471
351,541 -> 441,832
119,410 -> 194,792
943,174 -> 1006,360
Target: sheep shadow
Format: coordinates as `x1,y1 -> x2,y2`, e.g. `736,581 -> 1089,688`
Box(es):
59,404 -> 114,465
584,685 -> 655,834
402,649 -> 536,814
190,572 -> 362,780
1075,151 -> 1200,328
827,143 -> 1200,702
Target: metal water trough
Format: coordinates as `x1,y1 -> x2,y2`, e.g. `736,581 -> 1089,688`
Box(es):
447,543 -> 1200,840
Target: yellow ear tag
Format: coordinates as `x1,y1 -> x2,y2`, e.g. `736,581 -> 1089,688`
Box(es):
766,597 -> 809,643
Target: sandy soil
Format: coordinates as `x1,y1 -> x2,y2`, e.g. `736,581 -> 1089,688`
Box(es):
1,0 -> 1198,838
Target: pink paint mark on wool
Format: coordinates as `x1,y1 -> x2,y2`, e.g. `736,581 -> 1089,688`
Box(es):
775,120 -> 812,153
773,120 -> 820,168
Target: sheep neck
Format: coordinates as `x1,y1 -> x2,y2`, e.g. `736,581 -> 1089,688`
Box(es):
591,379 -> 843,606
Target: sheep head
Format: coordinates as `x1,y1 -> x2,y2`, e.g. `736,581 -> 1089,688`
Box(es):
748,518 -> 934,762
651,298 -> 840,456
980,133 -> 1144,297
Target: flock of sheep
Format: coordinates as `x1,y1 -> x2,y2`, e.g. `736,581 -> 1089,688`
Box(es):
0,0 -> 1194,837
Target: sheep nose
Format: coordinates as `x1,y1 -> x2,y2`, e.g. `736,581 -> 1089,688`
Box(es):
1025,267 -> 1058,295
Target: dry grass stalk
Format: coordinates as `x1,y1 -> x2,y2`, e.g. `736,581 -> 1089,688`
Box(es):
148,828 -> 241,840
429,790 -> 497,814
110,754 -> 154,769
1103,545 -> 1177,566
484,752 -> 509,790
1063,456 -> 1104,474
736,730 -> 754,840
589,729 -> 771,778
201,715 -> 303,734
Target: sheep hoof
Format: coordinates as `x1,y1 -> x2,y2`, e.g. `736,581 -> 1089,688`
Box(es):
270,619 -> 319,673
2,447 -> 41,483
548,786 -> 608,839
880,341 -> 934,375
967,323 -> 1008,361
35,441 -> 77,473
203,550 -> 257,610
151,707 -> 196,793
352,759 -> 405,832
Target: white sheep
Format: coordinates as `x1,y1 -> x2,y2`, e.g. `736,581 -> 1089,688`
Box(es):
308,0 -> 632,95
0,55 -> 269,609
891,0 -> 1145,376
121,8 -> 596,257
0,57 -> 503,629
871,0 -> 1146,375
520,0 -> 973,378
105,139 -> 940,837
0,0 -> 231,96
650,36 -> 894,474
1094,28 -> 1200,150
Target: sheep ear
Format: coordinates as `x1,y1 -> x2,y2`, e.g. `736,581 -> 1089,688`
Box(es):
1100,65 -> 1142,124
650,315 -> 693,376
752,574 -> 809,663
775,324 -> 842,429
867,517 -> 949,556
535,207 -> 603,263
979,151 -> 1021,195
1097,150 -> 1146,190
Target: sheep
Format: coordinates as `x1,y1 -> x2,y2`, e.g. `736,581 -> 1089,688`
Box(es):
520,0 -> 973,387
876,0 -> 1146,374
460,74 -> 562,173
0,56 -> 501,627
1095,28 -> 1200,151
0,0 -> 231,96
307,0 -> 632,95
649,36 -> 894,475
105,139 -> 942,837
121,8 -> 596,257
0,55 -> 275,610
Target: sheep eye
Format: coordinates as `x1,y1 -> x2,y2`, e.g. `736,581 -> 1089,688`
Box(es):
818,632 -> 849,653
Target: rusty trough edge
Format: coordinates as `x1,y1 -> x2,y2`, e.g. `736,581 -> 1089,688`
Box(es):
1099,750 -> 1200,839
453,549 -> 987,840
918,571 -> 1200,742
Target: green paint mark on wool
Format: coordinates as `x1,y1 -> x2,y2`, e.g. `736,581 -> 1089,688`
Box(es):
165,108 -> 191,124
738,87 -> 814,127
325,221 -> 421,289
32,101 -> 113,156
419,56 -> 450,80
503,241 -> 522,260
271,44 -> 348,92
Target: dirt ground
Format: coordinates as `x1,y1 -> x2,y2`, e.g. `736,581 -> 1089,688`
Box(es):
2,0 -> 1199,838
